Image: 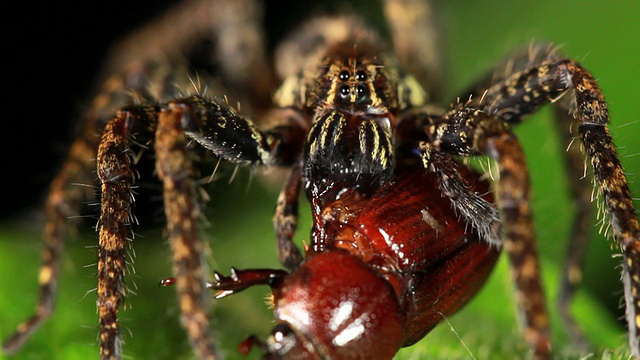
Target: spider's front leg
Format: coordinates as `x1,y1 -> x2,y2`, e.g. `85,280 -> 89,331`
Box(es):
424,52 -> 640,357
468,54 -> 640,357
156,96 -> 306,359
418,143 -> 503,247
2,104 -> 100,356
95,94 -> 305,359
153,104 -> 220,359
423,108 -> 550,358
96,105 -> 159,359
174,98 -> 308,269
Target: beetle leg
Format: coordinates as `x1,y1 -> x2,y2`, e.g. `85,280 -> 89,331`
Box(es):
236,335 -> 267,357
160,268 -> 288,300
209,268 -> 288,298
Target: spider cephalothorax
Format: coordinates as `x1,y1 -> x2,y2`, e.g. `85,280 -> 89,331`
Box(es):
3,1 -> 640,359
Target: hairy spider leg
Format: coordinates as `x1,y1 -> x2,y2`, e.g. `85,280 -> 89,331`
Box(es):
152,95 -> 306,359
457,44 -> 595,348
273,158 -> 305,268
423,47 -> 640,358
419,143 -> 503,247
97,93 -> 283,359
154,105 -> 218,359
422,108 -> 550,357
96,106 -> 160,359
382,0 -> 443,102
473,51 -> 640,358
3,1 -> 275,357
93,90 -> 305,359
1,107 -> 99,355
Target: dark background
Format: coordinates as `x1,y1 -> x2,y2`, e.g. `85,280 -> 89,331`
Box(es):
0,1 -> 373,218
1,2 -> 177,217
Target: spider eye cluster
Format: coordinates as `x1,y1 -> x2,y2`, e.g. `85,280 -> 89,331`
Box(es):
336,69 -> 369,103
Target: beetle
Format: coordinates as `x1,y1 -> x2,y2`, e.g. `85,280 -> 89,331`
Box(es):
163,158 -> 500,358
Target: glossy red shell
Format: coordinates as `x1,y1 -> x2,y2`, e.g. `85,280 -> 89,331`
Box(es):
273,251 -> 404,359
272,162 -> 500,356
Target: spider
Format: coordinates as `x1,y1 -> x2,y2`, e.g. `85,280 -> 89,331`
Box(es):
3,0 -> 640,358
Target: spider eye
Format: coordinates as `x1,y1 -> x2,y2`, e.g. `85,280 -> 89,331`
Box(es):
339,85 -> 351,98
355,70 -> 367,81
339,70 -> 350,81
356,85 -> 365,95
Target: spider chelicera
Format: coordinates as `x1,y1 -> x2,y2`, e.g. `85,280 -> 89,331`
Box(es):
3,0 -> 639,359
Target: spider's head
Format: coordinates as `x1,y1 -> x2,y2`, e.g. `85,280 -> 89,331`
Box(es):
318,40 -> 400,114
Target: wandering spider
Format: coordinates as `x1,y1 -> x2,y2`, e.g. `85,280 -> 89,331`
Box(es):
1,0 -> 640,358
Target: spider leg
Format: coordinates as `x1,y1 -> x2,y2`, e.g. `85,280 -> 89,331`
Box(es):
273,159 -> 304,269
580,114 -> 640,359
267,108 -> 309,269
382,0 -> 443,102
2,57 -> 158,356
93,92 -> 304,359
427,107 -> 551,358
2,57 -> 195,358
96,105 -> 162,359
153,95 -> 307,358
6,1 -> 276,358
419,143 -> 503,247
395,109 -> 502,248
462,48 -> 640,356
92,66 -> 302,360
155,105 -> 219,359
552,107 -> 593,349
457,44 -> 596,347
1,119 -> 99,354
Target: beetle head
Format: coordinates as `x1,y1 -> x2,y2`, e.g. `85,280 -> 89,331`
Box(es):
260,250 -> 404,359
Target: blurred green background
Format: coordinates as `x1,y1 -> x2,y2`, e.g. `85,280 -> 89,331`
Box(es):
1,0 -> 640,359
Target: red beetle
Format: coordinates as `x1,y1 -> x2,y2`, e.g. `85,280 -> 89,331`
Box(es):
193,161 -> 501,359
